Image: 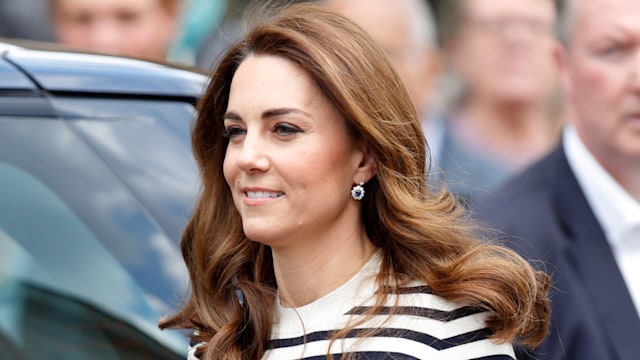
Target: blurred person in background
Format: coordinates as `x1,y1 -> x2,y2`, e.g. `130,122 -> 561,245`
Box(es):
433,0 -> 563,203
324,0 -> 522,204
50,0 -> 181,62
322,0 -> 439,146
474,0 -> 640,358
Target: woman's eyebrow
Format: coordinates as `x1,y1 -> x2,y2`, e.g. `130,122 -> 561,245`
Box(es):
223,111 -> 242,121
262,107 -> 311,119
223,108 -> 312,121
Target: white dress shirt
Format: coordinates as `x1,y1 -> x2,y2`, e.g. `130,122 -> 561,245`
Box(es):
564,125 -> 640,317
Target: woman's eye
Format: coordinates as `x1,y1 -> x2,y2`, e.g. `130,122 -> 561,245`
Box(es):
274,123 -> 302,136
222,126 -> 246,139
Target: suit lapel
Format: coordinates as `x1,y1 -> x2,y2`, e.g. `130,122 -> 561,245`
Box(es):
553,147 -> 640,359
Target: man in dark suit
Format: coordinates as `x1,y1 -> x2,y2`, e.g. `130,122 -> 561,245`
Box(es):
473,0 -> 640,358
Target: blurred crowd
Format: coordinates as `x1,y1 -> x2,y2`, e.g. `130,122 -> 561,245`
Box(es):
2,0 -> 639,359
0,0 -> 563,202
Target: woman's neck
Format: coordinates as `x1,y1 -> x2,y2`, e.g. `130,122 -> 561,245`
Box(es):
272,229 -> 375,308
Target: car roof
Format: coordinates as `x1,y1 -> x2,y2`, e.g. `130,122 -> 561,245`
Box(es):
0,39 -> 208,98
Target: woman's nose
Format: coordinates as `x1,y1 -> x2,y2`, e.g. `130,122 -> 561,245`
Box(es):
235,131 -> 270,173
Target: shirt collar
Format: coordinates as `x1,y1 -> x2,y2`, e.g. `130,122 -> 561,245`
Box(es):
563,125 -> 640,247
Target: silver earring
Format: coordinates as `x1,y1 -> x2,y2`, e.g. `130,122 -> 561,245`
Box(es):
351,181 -> 365,200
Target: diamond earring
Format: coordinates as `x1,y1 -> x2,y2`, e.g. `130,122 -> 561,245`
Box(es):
351,181 -> 365,200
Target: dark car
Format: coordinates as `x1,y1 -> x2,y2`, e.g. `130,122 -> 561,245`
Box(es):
0,40 -> 208,359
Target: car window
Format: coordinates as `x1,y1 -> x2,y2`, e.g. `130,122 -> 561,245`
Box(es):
51,98 -> 201,242
0,100 -> 198,357
0,163 -> 183,359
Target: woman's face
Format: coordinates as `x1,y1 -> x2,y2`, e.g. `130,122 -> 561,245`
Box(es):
222,54 -> 369,249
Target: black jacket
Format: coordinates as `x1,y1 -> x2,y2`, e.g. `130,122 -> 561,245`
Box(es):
474,144 -> 640,360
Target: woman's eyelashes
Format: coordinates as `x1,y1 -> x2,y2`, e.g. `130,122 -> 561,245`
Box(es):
222,122 -> 304,139
273,123 -> 303,136
222,125 -> 246,139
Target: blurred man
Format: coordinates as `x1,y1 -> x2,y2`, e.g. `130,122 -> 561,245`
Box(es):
474,0 -> 640,358
434,0 -> 562,202
51,0 -> 180,62
322,0 -> 441,158
320,0 -> 496,197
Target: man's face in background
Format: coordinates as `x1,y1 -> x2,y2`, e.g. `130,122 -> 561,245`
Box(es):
52,0 -> 178,62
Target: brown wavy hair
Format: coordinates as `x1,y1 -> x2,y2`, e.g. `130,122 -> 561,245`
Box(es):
159,2 -> 550,359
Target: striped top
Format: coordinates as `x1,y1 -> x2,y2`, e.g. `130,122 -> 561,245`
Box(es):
189,253 -> 515,359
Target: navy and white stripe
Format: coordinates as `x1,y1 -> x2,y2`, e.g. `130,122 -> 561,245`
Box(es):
263,255 -> 515,359
188,253 -> 515,359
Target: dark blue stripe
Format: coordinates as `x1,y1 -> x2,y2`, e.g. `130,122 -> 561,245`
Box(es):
345,305 -> 485,321
471,356 -> 515,360
268,327 -> 493,351
304,352 -> 420,359
438,328 -> 494,349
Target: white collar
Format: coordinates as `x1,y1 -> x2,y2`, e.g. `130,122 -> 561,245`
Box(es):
563,125 -> 640,248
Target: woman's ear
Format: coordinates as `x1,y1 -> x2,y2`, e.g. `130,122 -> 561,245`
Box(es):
353,145 -> 377,184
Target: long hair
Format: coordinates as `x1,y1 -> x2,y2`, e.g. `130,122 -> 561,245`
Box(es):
159,3 -> 550,359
